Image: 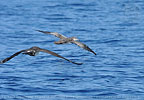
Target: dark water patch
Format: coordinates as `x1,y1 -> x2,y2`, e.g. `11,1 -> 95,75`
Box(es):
72,28 -> 92,32
2,82 -> 22,87
101,40 -> 122,44
59,89 -> 100,93
68,3 -> 96,7
44,17 -> 73,22
97,92 -> 117,96
43,4 -> 66,8
46,78 -> 70,82
115,23 -> 139,27
75,8 -> 100,12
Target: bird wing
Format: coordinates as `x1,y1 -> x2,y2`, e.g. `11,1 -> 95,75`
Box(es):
72,41 -> 96,55
0,50 -> 25,64
39,48 -> 82,65
36,30 -> 67,39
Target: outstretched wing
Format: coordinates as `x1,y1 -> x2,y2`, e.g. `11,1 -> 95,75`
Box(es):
72,41 -> 96,55
39,48 -> 82,65
36,30 -> 67,39
0,50 -> 25,64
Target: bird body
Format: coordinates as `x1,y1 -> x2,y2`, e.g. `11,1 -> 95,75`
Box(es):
22,46 -> 40,56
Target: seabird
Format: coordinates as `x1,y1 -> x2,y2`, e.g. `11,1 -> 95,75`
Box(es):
0,46 -> 82,65
36,30 -> 96,55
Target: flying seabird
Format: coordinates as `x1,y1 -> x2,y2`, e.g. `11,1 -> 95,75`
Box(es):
36,30 -> 96,55
0,46 -> 82,65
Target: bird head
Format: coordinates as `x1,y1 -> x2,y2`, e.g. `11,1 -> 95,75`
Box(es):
72,37 -> 79,41
22,46 -> 40,56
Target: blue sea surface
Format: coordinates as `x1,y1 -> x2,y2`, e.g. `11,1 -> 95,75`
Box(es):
0,0 -> 144,100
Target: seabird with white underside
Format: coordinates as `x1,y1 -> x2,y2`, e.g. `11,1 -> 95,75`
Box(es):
36,30 -> 96,55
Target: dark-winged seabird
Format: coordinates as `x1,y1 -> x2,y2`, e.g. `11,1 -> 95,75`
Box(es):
0,46 -> 82,65
36,30 -> 96,55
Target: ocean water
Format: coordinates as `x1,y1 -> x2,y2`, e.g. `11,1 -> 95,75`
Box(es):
0,0 -> 144,100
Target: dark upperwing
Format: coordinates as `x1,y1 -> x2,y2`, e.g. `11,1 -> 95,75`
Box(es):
72,41 -> 96,55
0,50 -> 25,64
39,48 -> 83,65
36,30 -> 67,39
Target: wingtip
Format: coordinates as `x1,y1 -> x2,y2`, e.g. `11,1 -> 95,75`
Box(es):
36,30 -> 52,34
91,51 -> 96,55
36,30 -> 46,33
35,30 -> 41,32
72,62 -> 83,65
